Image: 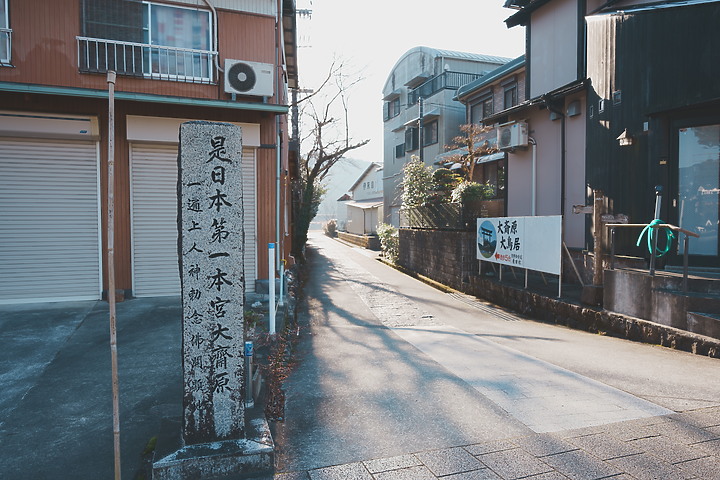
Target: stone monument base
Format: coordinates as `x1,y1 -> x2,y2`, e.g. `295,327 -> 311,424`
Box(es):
152,412 -> 273,480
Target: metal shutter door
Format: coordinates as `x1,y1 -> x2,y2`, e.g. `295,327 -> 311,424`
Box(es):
0,138 -> 101,304
131,144 -> 256,297
241,148 -> 257,293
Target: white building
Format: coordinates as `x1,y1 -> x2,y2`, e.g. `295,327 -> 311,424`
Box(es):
382,46 -> 511,226
342,163 -> 383,235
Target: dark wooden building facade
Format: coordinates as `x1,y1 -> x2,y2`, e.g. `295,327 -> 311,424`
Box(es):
585,0 -> 720,265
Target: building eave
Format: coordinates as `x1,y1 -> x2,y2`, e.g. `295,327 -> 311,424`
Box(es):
505,0 -> 553,27
0,82 -> 290,113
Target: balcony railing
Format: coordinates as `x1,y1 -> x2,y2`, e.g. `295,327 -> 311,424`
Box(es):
408,71 -> 482,104
1,28 -> 11,65
77,36 -> 216,84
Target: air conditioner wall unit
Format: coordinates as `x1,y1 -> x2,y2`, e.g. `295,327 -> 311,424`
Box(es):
497,121 -> 529,149
224,59 -> 274,97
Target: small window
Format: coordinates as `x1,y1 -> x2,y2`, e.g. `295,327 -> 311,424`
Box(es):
395,143 -> 405,158
384,97 -> 401,121
482,96 -> 494,118
405,127 -> 419,152
475,159 -> 506,199
422,120 -> 438,147
1,0 -> 10,65
504,84 -> 518,109
471,94 -> 494,123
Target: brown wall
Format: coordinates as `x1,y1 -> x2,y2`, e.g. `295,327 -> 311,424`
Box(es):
1,0 -> 294,292
2,0 -> 278,103
0,90 -> 283,291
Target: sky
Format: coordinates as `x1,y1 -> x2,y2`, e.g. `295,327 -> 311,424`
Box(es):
295,0 -> 527,166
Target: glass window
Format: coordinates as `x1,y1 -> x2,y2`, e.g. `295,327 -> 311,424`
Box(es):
395,143 -> 405,158
1,0 -> 9,64
470,104 -> 483,124
504,84 -> 518,109
78,0 -> 212,81
471,95 -> 493,123
405,127 -> 418,151
146,3 -> 210,51
678,124 -> 720,255
475,159 -> 505,199
384,97 -> 401,121
423,121 -> 438,146
482,96 -> 494,118
1,0 -> 7,29
145,3 -> 211,78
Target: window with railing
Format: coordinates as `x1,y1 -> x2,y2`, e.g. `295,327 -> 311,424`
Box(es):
77,0 -> 215,83
407,71 -> 481,105
1,0 -> 10,65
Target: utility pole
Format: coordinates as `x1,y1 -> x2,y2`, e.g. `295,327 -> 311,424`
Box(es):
418,96 -> 424,162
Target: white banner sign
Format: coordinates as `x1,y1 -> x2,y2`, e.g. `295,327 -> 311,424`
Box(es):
477,216 -> 562,275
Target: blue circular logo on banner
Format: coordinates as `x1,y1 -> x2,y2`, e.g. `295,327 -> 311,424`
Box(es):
478,220 -> 497,259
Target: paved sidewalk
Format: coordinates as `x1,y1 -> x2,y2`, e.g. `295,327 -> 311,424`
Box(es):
274,406 -> 720,479
263,233 -> 720,480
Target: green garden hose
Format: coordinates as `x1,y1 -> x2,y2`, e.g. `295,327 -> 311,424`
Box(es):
636,219 -> 675,257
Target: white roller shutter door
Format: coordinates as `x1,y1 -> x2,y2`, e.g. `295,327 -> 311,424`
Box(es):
0,137 -> 101,304
131,143 -> 256,297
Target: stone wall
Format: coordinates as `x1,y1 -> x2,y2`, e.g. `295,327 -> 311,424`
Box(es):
398,229 -> 477,291
337,231 -> 380,250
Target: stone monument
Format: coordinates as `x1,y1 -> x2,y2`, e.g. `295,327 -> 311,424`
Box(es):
153,121 -> 273,479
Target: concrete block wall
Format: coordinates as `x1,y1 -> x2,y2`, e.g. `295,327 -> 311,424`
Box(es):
337,231 -> 380,250
398,229 -> 477,291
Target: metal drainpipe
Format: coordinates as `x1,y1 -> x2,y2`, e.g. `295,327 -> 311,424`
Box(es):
275,0 -> 282,266
201,0 -> 223,75
529,137 -> 537,216
276,118 -> 282,267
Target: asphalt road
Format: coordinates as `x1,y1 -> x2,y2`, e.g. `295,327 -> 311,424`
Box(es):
271,231 -> 720,478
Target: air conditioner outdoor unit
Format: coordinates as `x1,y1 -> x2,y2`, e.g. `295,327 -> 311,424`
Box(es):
497,122 -> 529,149
224,59 -> 274,97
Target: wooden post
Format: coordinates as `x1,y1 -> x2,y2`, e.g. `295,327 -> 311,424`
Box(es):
581,189 -> 605,306
106,70 -> 122,480
593,189 -> 605,286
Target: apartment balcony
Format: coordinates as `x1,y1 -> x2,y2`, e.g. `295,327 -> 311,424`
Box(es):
76,37 -> 217,84
1,28 -> 11,66
408,71 -> 482,104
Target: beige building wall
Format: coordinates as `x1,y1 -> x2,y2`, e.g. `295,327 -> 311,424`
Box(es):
529,0 -> 578,98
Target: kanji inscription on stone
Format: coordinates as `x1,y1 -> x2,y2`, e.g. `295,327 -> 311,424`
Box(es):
178,121 -> 245,444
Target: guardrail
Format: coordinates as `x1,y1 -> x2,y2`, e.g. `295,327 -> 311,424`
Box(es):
77,36 -> 216,84
606,222 -> 700,292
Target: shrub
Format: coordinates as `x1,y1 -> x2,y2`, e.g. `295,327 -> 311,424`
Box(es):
322,219 -> 337,237
377,223 -> 399,263
451,181 -> 493,203
401,156 -> 434,208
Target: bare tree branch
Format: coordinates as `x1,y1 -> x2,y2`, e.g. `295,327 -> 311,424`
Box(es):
291,59 -> 371,258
